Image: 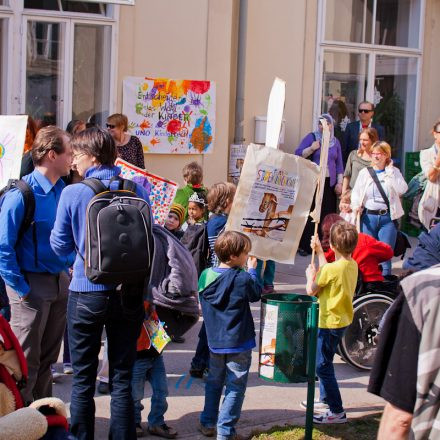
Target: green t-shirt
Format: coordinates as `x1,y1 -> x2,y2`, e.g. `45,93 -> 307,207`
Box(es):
316,258 -> 358,329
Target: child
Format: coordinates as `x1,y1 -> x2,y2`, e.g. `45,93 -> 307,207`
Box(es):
173,161 -> 208,220
183,192 -> 207,230
198,231 -> 261,439
304,221 -> 358,424
189,182 -> 236,378
131,301 -> 177,439
165,203 -> 185,239
338,191 -> 356,225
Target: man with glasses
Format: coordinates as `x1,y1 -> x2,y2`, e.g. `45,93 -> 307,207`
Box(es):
0,126 -> 74,404
343,100 -> 385,164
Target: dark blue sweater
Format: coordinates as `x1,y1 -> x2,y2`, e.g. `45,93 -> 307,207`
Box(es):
200,267 -> 261,349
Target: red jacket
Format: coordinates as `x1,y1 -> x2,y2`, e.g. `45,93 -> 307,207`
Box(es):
325,233 -> 393,282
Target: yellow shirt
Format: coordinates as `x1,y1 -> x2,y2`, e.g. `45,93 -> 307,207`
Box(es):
316,258 -> 358,329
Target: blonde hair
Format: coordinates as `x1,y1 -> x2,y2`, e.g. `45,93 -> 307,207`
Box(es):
182,161 -> 203,185
107,113 -> 128,131
207,182 -> 236,214
371,141 -> 392,166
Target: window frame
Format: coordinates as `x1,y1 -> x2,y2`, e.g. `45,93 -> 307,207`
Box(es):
314,0 -> 425,159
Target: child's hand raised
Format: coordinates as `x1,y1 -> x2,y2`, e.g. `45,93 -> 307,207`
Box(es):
247,256 -> 257,269
310,235 -> 323,254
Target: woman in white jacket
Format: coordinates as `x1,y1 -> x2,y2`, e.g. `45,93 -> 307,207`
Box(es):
351,141 -> 408,276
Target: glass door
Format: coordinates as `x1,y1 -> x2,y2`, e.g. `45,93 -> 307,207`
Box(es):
24,20 -> 65,127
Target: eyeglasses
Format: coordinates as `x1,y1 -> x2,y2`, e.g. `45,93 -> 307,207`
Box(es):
358,109 -> 373,113
106,123 -> 116,129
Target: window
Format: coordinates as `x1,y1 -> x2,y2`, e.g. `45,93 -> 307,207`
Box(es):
317,0 -> 423,166
24,0 -> 106,14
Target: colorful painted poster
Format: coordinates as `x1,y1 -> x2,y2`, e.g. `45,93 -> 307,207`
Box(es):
228,144 -> 247,184
0,115 -> 28,188
122,77 -> 216,154
115,158 -> 178,225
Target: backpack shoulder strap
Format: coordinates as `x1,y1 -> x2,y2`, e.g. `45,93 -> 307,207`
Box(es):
14,180 -> 35,243
80,178 -> 107,195
121,178 -> 137,193
367,167 -> 391,211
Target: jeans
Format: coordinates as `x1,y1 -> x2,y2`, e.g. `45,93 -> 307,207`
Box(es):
256,260 -> 276,287
131,355 -> 168,426
316,327 -> 347,414
68,289 -> 144,440
191,323 -> 210,370
200,350 -> 252,440
361,212 -> 397,276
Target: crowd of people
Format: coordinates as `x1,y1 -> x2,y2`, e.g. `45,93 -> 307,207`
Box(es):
0,103 -> 439,440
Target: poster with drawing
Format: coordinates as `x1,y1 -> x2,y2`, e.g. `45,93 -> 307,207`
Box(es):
123,77 -> 216,154
259,302 -> 279,380
228,144 -> 247,184
0,115 -> 28,188
226,144 -> 319,264
241,166 -> 298,242
115,158 -> 178,226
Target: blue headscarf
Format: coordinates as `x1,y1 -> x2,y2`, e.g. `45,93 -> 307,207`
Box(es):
313,113 -> 336,148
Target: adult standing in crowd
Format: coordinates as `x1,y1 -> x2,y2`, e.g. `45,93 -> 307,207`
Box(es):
418,120 -> 440,230
295,113 -> 344,255
107,113 -> 145,169
50,128 -> 149,440
351,141 -> 408,276
0,126 -> 73,404
343,101 -> 385,163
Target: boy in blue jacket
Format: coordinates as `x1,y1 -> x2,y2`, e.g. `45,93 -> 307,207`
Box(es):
198,231 -> 261,440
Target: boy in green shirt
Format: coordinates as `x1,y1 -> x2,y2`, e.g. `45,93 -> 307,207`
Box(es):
305,221 -> 358,424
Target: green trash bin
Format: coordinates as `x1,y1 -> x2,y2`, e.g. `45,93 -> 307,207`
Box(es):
259,293 -> 319,440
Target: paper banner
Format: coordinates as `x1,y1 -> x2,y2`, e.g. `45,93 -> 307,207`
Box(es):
0,115 -> 28,188
265,78 -> 286,149
225,144 -> 319,264
115,158 -> 178,225
123,77 -> 216,154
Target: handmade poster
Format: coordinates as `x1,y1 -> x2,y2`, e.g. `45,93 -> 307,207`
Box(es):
225,144 -> 319,264
122,77 -> 216,154
259,302 -> 279,379
144,309 -> 171,354
228,144 -> 247,184
115,158 -> 178,225
0,115 -> 28,188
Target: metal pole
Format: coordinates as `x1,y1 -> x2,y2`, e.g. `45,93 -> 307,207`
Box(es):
305,300 -> 319,440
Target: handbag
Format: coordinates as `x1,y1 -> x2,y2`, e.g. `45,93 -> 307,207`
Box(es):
366,167 -> 411,258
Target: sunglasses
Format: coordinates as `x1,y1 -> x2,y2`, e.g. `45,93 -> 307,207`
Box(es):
358,109 -> 373,113
106,123 -> 116,129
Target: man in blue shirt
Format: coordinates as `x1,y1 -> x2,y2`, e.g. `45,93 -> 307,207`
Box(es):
0,126 -> 73,404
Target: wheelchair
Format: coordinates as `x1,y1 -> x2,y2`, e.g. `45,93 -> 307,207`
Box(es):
337,275 -> 399,371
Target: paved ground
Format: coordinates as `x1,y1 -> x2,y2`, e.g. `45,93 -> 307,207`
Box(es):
52,245 -> 415,439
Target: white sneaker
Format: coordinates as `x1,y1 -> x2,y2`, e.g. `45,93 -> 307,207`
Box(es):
300,399 -> 329,413
313,410 -> 347,424
63,363 -> 73,374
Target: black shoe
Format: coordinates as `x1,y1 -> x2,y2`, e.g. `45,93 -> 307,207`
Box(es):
298,248 -> 309,257
97,381 -> 109,394
171,335 -> 185,343
189,367 -> 205,378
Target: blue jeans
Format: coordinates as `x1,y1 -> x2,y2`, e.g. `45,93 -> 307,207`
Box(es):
68,290 -> 144,440
316,327 -> 347,414
256,260 -> 276,287
191,323 -> 210,371
200,350 -> 252,440
361,212 -> 397,276
131,355 -> 169,426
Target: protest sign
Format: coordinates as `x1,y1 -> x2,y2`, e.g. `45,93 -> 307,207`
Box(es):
123,77 -> 216,154
115,158 -> 178,225
0,115 -> 28,188
228,144 -> 247,184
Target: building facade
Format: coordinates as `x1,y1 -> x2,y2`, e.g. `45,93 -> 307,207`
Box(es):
1,0 -> 439,186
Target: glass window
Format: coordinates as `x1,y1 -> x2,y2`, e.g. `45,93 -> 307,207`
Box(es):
72,24 -> 111,126
325,0 -> 373,44
61,1 -> 106,14
374,0 -> 421,48
24,0 -> 60,10
321,51 -> 368,143
26,21 -> 64,126
374,56 -> 418,164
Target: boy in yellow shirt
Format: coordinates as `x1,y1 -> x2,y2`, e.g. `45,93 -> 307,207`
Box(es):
305,221 -> 358,424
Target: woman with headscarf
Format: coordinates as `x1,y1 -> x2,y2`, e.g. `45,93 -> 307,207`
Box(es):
295,113 -> 344,255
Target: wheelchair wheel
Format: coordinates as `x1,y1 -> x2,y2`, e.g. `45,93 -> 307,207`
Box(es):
339,293 -> 393,371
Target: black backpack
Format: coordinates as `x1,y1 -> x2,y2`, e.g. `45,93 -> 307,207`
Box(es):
0,179 -> 37,264
81,177 -> 154,285
181,223 -> 209,276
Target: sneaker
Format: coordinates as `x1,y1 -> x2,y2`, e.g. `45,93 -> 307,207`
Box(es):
135,423 -> 144,438
97,381 -> 109,394
262,285 -> 275,294
300,399 -> 329,413
63,363 -> 73,374
313,410 -> 347,424
197,423 -> 215,437
148,423 -> 177,439
51,366 -> 62,380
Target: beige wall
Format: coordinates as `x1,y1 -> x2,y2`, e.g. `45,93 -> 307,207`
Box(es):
418,0 -> 440,150
117,0 -> 238,187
